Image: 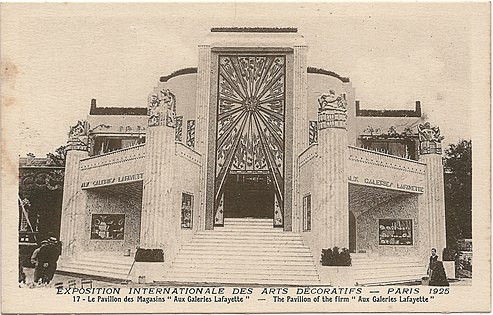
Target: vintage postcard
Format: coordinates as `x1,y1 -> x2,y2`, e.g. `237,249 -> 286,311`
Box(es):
1,2 -> 490,313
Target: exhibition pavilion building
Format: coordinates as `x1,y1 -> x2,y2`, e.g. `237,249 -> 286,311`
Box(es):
58,28 -> 446,285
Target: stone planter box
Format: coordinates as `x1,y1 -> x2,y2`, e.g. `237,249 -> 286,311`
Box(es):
319,266 -> 355,286
443,261 -> 456,279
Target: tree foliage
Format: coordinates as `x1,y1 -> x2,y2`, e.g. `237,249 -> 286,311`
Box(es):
444,140 -> 472,247
46,145 -> 67,166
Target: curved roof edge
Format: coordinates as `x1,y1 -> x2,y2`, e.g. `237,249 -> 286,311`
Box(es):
307,67 -> 350,83
159,66 -> 349,83
160,67 -> 198,82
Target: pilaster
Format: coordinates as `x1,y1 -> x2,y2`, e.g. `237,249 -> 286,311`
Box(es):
140,89 -> 176,248
196,45 -> 211,231
417,122 -> 446,258
60,121 -> 89,257
315,92 -> 349,256
292,45 -> 308,232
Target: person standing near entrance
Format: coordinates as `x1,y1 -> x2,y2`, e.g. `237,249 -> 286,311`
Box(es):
30,235 -> 62,284
31,240 -> 49,283
42,235 -> 62,283
427,248 -> 439,277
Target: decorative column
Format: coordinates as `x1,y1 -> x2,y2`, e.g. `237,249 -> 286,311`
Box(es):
291,45 -> 308,232
60,121 -> 89,257
316,91 -> 349,255
140,88 -> 176,249
196,44 -> 211,230
417,122 -> 446,258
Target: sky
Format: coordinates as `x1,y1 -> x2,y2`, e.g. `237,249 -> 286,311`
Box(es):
1,3 -> 488,156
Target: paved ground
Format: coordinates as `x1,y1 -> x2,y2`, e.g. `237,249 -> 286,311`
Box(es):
20,267 -> 124,288
20,267 -> 473,288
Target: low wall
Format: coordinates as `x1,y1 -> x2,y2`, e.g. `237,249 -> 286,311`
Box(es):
298,145 -> 323,267
162,143 -> 202,264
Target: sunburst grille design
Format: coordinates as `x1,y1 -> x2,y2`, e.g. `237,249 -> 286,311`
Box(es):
215,55 -> 285,222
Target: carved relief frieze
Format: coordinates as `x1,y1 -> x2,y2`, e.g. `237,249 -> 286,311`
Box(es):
318,90 -> 348,130
417,122 -> 443,155
67,120 -> 89,151
175,116 -> 183,142
148,89 -> 176,127
309,121 -> 318,145
186,120 -> 195,148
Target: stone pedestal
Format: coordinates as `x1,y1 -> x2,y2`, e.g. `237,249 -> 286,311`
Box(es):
315,102 -> 349,257
140,89 -> 176,249
59,122 -> 89,258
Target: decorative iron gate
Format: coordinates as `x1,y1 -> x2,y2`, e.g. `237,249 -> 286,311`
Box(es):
214,55 -> 285,226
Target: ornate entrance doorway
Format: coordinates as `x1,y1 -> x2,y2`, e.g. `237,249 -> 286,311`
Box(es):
214,55 -> 285,227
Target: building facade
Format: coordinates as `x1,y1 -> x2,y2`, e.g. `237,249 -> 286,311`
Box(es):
58,28 -> 446,285
18,156 -> 64,266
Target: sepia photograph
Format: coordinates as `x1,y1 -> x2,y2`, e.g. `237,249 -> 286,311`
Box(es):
1,2 -> 490,313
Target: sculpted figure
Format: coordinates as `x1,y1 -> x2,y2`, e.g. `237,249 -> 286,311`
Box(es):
148,89 -> 176,127
418,122 -> 443,143
67,120 -> 89,150
318,90 -> 347,111
68,120 -> 87,138
417,122 -> 443,154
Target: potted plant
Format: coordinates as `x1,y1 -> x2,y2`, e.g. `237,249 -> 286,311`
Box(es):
321,246 -> 352,266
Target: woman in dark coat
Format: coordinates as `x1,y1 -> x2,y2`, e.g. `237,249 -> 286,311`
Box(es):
427,248 -> 439,277
429,261 -> 449,286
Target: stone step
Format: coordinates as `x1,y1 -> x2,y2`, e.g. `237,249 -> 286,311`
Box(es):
193,234 -> 303,241
214,227 -> 283,232
166,270 -> 319,279
355,273 -> 424,285
220,221 -> 276,225
189,238 -> 305,245
167,266 -> 318,276
182,239 -> 306,249
353,268 -> 424,279
172,252 -> 314,260
173,256 -> 316,265
73,257 -> 134,267
178,246 -> 312,254
170,262 -> 318,270
64,260 -> 133,272
75,253 -> 133,263
162,275 -> 320,285
352,262 -> 424,270
223,218 -> 273,223
58,263 -> 130,280
166,224 -> 319,285
196,230 -> 301,236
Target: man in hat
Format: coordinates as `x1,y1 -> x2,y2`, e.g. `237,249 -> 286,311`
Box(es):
43,235 -> 62,283
30,240 -> 49,283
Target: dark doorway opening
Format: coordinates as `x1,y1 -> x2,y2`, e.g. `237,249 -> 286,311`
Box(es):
223,174 -> 274,219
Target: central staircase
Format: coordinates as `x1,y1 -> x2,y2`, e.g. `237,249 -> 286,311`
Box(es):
163,218 -> 320,285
